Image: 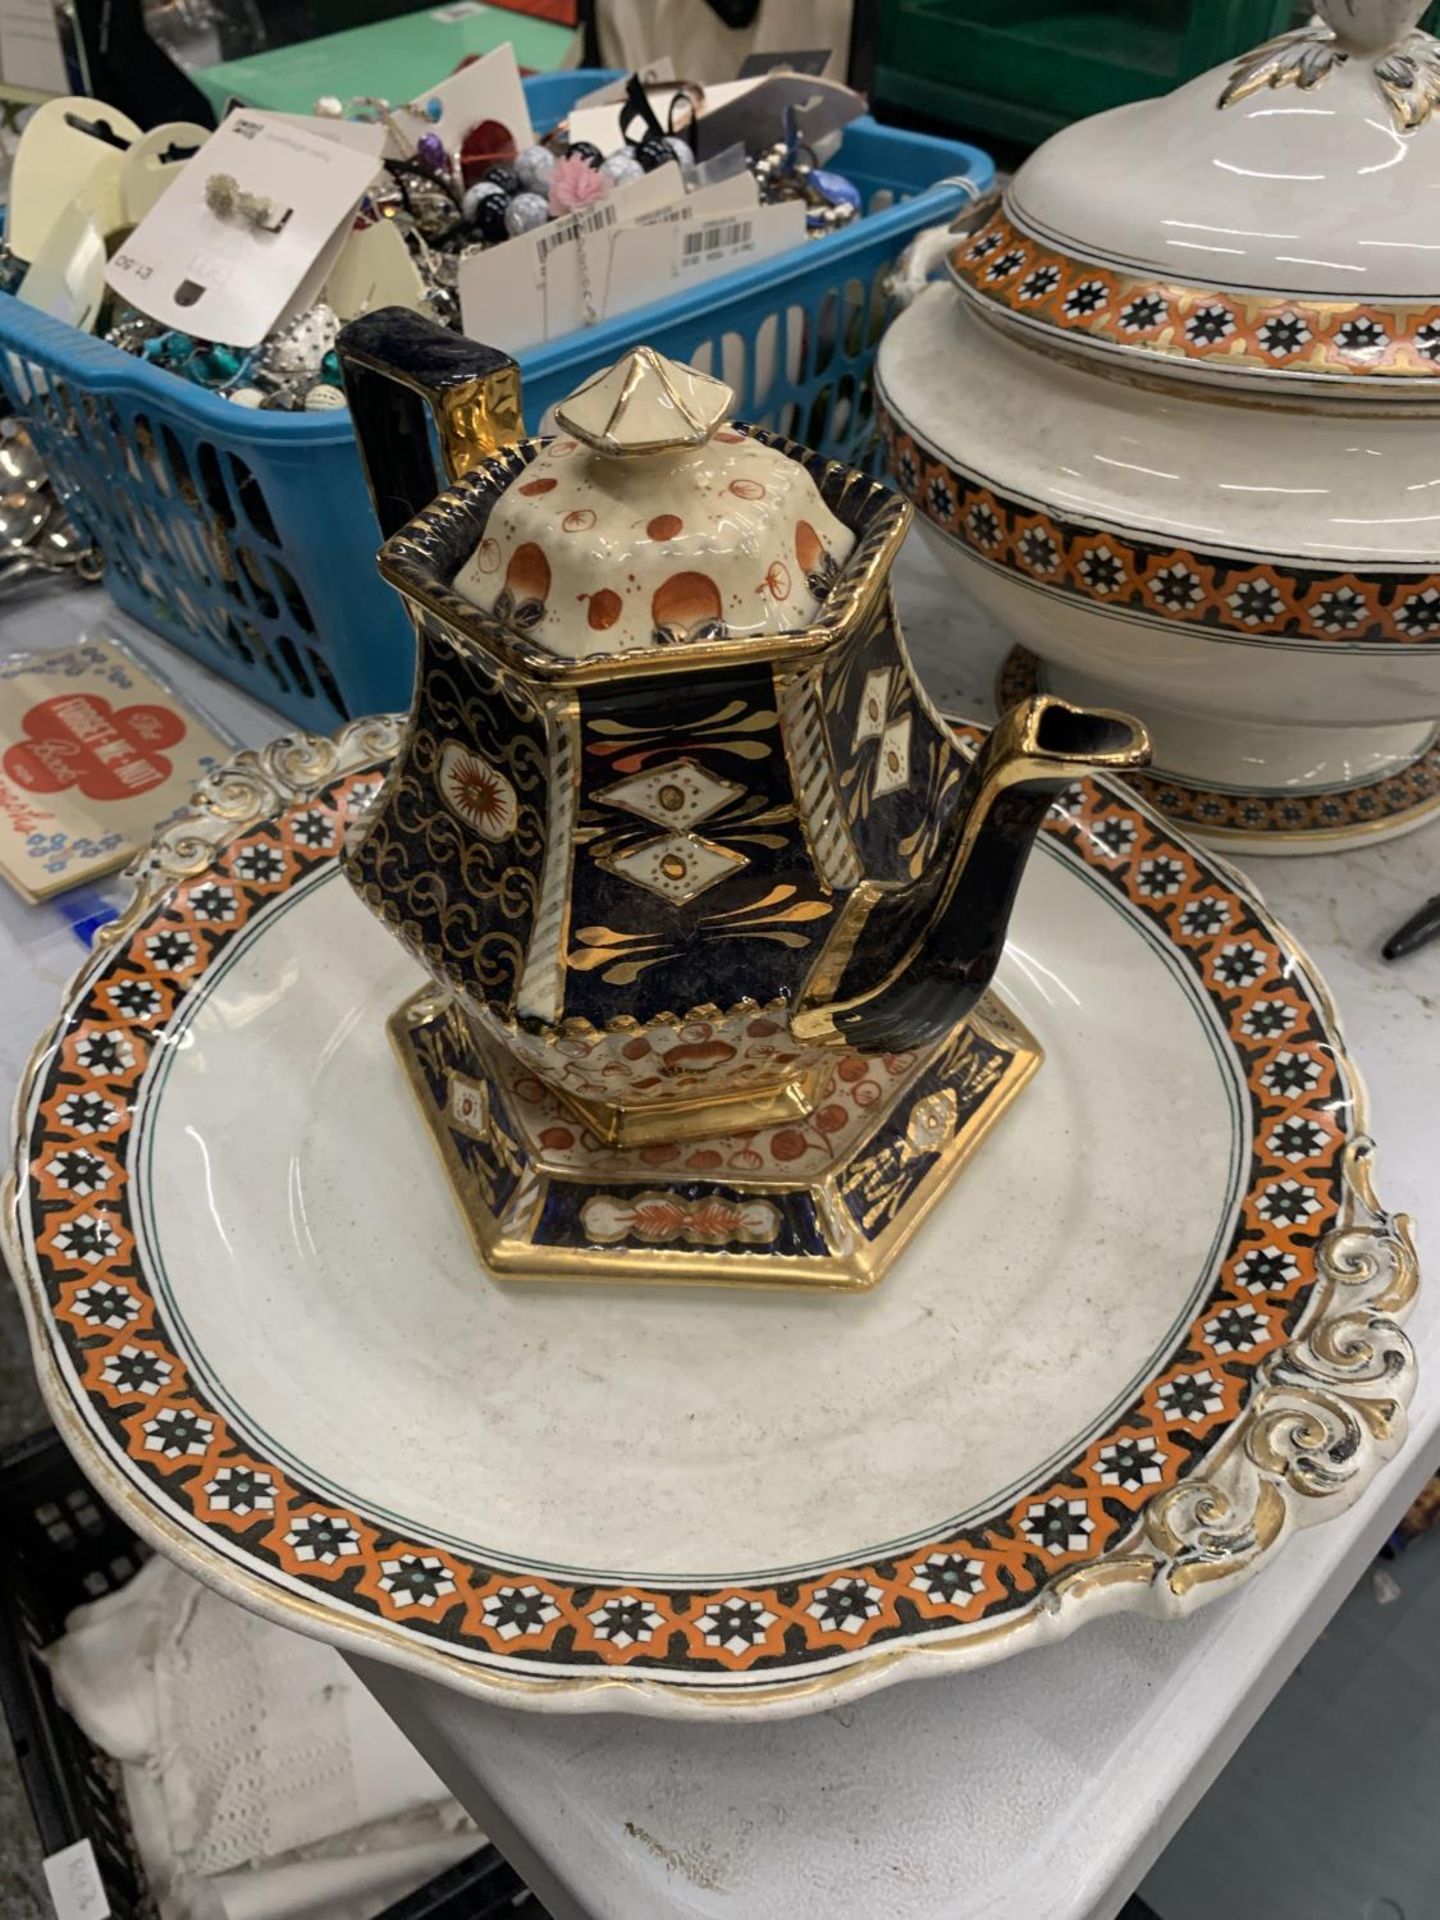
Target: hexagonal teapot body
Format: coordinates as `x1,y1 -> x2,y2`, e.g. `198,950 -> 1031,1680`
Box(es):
340,420 -> 975,1142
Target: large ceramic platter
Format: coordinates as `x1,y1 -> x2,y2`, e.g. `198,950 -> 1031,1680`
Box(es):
6,719 -> 1418,1720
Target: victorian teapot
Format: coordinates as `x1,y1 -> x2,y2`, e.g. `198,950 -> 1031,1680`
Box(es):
337,310 -> 1148,1288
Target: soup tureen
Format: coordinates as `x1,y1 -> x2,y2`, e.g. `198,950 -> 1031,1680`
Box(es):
336,311 -> 1146,1289
878,0 -> 1440,852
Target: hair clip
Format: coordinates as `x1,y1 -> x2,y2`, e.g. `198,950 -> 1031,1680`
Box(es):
666,82 -> 704,139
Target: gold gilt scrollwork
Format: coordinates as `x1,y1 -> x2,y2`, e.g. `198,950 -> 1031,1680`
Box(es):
348,650 -> 545,1010
1137,1138 -> 1416,1601
100,716 -> 407,953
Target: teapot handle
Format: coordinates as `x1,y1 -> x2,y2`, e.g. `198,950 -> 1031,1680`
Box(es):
337,307 -> 525,543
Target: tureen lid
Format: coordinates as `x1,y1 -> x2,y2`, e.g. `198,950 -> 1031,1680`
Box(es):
949,0 -> 1440,387
452,345 -> 855,658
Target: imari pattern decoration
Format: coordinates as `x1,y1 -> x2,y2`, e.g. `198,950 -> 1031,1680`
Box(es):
999,649 -> 1440,846
389,978 -> 1038,1288
338,388 -> 1117,1276
333,323 -> 1155,1285
948,204 -> 1440,384
5,720 -> 1418,1712
879,408 -> 1440,653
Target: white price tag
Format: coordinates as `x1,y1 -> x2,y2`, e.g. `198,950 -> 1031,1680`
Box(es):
681,201 -> 803,273
459,163 -> 683,353
105,110 -> 384,348
43,1840 -> 109,1920
635,172 -> 758,227
602,199 -> 805,323
678,214 -> 762,271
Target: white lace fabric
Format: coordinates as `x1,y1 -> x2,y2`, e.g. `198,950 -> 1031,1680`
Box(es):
47,1556 -> 478,1920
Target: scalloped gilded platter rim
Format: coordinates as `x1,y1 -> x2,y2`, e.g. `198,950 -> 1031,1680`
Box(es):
3,716 -> 1419,1720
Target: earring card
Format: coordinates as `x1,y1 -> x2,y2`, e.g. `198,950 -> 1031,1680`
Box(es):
105,109 -> 384,347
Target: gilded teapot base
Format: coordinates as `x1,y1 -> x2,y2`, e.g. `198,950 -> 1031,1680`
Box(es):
554,1065 -> 830,1152
390,989 -> 1041,1292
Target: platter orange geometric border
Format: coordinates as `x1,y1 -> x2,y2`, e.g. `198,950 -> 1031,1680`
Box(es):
950,205 -> 1440,383
878,409 -> 1440,651
19,751 -> 1357,1686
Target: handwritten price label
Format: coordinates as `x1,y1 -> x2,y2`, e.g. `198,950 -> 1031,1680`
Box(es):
43,1840 -> 109,1920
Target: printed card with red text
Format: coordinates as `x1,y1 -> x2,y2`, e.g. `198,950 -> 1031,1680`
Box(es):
0,634 -> 232,901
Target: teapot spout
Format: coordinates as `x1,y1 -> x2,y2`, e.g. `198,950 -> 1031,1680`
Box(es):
794,696 -> 1150,1055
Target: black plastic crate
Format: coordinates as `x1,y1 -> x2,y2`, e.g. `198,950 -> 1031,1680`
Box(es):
0,1427 -> 549,1920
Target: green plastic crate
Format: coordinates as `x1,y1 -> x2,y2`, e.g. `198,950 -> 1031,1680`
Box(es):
875,0 -> 1436,152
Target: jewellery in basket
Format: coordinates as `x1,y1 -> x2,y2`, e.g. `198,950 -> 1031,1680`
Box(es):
756,109 -> 862,233
618,74 -> 696,173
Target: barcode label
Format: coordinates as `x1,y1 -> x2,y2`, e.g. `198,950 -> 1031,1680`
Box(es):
537,201 -> 617,263
680,219 -> 755,265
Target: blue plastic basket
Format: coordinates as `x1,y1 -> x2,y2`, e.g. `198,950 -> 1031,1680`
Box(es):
0,75 -> 991,729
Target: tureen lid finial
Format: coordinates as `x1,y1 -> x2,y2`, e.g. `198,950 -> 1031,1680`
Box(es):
554,346 -> 734,455
1315,0 -> 1428,52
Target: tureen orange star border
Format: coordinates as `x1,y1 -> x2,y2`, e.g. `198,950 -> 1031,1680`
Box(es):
950,206 -> 1440,384
880,411 -> 1440,650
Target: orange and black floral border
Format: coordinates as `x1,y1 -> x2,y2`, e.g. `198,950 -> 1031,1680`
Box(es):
1001,648 -> 1440,843
18,751 -> 1357,1688
878,408 -> 1440,650
950,205 -> 1440,382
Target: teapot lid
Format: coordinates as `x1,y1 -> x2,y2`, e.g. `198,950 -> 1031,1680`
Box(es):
949,0 -> 1440,388
451,346 -> 856,659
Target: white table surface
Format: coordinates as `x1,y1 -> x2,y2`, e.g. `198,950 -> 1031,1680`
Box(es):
5,548 -> 1439,1920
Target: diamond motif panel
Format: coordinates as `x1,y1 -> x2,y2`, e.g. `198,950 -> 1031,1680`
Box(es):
873,715 -> 912,797
594,759 -> 745,831
853,666 -> 891,748
605,831 -> 748,904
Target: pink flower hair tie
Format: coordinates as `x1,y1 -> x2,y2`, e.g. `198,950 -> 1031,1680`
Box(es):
548,154 -> 611,217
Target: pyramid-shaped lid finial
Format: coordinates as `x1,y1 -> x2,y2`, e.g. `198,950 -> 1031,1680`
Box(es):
555,347 -> 734,455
